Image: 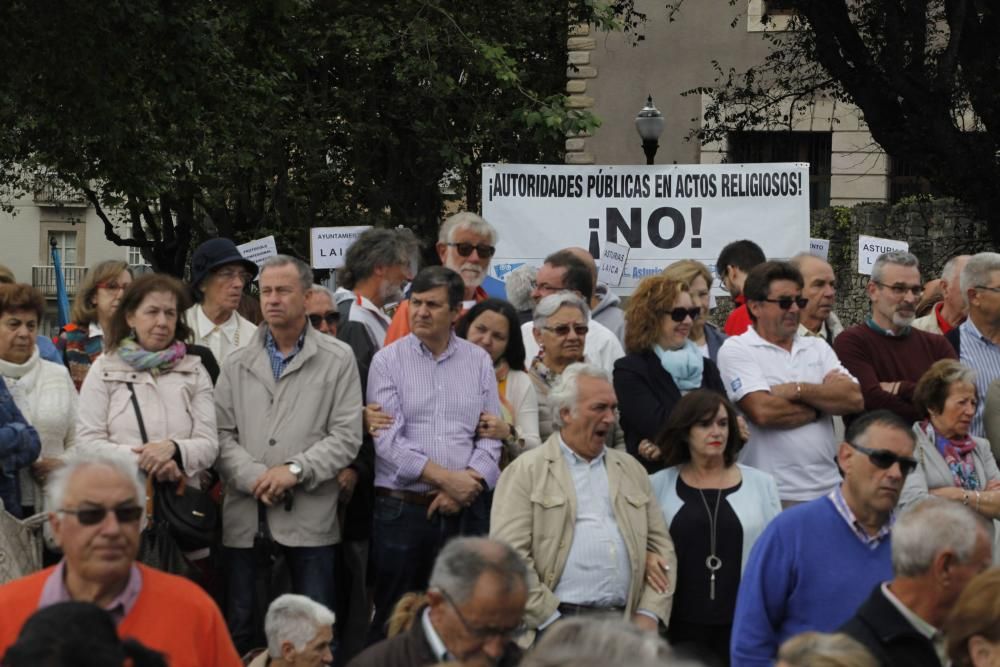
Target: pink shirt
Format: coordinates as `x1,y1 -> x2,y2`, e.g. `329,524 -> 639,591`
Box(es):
38,561 -> 142,625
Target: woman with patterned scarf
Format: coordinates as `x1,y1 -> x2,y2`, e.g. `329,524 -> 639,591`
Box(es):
901,359 -> 1000,537
76,273 -> 219,503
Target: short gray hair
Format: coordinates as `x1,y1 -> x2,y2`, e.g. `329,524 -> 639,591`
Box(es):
265,594 -> 335,657
549,362 -> 612,428
306,284 -> 336,304
960,252 -> 1000,298
339,228 -> 419,290
428,537 -> 528,605
777,632 -> 877,667
871,251 -> 919,284
260,254 -> 312,292
438,211 -> 497,245
942,254 -> 970,282
532,292 -> 589,330
523,618 -> 672,667
46,448 -> 145,515
892,497 -> 987,577
504,264 -> 537,313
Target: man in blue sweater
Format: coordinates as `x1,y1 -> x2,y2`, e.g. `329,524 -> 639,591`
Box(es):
731,410 -> 917,666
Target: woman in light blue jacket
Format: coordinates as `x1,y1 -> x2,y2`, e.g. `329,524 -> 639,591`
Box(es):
650,389 -> 780,666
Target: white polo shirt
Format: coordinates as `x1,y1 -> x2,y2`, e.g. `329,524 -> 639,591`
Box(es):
717,326 -> 857,502
521,318 -> 625,376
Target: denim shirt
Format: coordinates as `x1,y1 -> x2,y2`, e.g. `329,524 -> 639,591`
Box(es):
0,380 -> 41,517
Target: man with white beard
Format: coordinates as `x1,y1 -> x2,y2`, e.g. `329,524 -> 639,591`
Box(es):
384,212 -> 497,345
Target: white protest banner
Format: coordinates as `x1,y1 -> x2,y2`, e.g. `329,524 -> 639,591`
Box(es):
236,236 -> 277,269
482,163 -> 810,294
310,226 -> 372,269
857,235 -> 908,275
597,242 -> 630,287
809,238 -> 830,261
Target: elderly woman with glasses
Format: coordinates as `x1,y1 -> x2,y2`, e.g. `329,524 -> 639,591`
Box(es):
900,359 -> 1000,526
528,292 -> 623,449
613,275 -> 727,473
55,260 -> 134,390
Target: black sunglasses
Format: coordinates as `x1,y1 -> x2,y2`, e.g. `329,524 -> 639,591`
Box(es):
447,242 -> 496,258
847,441 -> 918,476
308,313 -> 339,328
667,307 -> 701,322
543,324 -> 589,337
59,505 -> 144,526
762,296 -> 809,310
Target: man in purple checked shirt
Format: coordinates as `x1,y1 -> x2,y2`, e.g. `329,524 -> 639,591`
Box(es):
365,266 -> 503,644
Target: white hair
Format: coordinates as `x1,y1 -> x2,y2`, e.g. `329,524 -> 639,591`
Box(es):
532,292 -> 589,331
960,252 -> 1000,299
892,497 -> 987,577
548,362 -> 612,428
438,211 -> 497,245
870,251 -> 919,284
941,255 -> 970,282
265,594 -> 335,657
428,537 -> 528,605
306,284 -> 336,303
45,448 -> 145,515
504,264 -> 537,312
260,254 -> 313,292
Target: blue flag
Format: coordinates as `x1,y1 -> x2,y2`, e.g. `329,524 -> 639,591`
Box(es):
50,244 -> 70,328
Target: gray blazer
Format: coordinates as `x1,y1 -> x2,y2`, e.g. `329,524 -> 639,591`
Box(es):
215,324 -> 363,548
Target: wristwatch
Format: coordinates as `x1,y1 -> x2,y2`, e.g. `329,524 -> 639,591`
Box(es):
287,462 -> 304,483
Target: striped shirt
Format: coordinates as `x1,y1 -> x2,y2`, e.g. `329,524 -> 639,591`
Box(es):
828,485 -> 894,549
553,438 -> 631,607
263,326 -> 306,381
958,318 -> 1000,437
367,333 -> 502,492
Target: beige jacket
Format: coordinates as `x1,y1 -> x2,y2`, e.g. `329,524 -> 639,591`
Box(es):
76,352 -> 218,485
490,433 -> 676,629
215,325 -> 363,548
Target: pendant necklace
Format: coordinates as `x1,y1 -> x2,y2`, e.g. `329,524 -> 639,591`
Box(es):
698,487 -> 723,600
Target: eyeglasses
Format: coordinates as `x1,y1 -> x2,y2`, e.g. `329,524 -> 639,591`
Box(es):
58,505 -> 143,526
975,285 -> 1000,294
761,296 -> 809,310
96,281 -> 129,293
439,589 -> 524,640
847,441 -> 918,476
666,307 -> 701,322
215,268 -> 253,284
308,312 -> 339,328
542,324 -> 589,337
447,242 -> 496,258
873,282 -> 923,298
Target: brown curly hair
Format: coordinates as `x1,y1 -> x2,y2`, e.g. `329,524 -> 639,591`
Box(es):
623,275 -> 688,353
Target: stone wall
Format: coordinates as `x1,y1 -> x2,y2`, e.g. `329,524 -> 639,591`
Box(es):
711,199 -> 995,329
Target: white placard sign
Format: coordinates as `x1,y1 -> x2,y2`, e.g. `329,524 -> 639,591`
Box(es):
482,163 -> 810,295
310,226 -> 372,269
597,242 -> 630,287
809,238 -> 830,261
236,235 -> 278,268
857,235 -> 908,275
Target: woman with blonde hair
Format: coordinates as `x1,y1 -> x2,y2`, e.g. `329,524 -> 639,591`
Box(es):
662,260 -> 726,362
945,567 -> 1000,666
613,274 -> 725,473
55,259 -> 133,389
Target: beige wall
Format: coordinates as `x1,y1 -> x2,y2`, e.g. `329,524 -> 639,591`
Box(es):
572,0 -> 891,206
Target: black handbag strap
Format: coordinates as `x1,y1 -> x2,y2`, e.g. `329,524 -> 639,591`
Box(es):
126,382 -> 150,443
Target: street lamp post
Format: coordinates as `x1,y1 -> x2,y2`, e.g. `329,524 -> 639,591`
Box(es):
635,95 -> 665,165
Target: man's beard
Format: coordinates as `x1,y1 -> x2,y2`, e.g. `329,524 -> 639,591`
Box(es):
892,307 -> 915,328
458,262 -> 485,288
379,281 -> 404,306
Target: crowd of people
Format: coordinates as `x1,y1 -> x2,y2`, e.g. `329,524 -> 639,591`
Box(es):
2,211 -> 1000,667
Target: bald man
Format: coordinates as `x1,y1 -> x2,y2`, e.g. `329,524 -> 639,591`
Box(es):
566,247 -> 625,344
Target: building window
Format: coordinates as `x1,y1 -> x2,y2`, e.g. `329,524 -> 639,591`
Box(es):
764,0 -> 797,15
47,230 -> 78,265
888,155 -> 933,203
128,245 -> 149,266
727,130 -> 832,209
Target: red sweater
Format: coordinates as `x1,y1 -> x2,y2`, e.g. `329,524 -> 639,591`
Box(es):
0,564 -> 241,667
724,295 -> 752,336
833,323 -> 957,423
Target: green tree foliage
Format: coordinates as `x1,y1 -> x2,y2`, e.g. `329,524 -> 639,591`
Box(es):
0,1 -> 622,274
671,0 -> 1000,243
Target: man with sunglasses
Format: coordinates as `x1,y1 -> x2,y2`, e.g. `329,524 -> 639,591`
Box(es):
306,285 -> 340,336
718,261 -> 863,506
185,237 -> 260,366
384,212 -> 497,345
835,251 -> 956,425
349,537 -> 527,667
0,449 -> 242,665
732,410 -> 917,666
